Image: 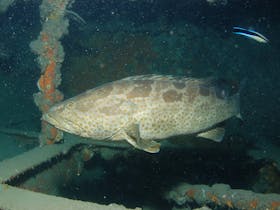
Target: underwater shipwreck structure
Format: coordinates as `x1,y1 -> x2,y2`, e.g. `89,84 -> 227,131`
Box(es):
0,0 -> 280,210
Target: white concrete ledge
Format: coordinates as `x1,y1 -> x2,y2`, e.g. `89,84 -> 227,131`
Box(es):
0,184 -> 141,210
0,138 -> 79,183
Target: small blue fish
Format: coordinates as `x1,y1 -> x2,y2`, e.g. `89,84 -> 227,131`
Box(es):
233,27 -> 269,43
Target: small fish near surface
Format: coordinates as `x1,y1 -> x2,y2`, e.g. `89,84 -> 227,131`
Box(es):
233,26 -> 269,43
43,75 -> 242,153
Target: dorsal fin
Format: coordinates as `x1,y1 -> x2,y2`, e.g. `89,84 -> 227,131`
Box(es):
120,75 -> 241,99
120,74 -> 182,81
120,74 -> 204,83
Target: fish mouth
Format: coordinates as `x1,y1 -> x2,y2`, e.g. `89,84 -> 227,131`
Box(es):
42,113 -> 80,135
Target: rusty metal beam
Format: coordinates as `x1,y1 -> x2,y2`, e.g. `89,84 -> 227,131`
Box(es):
166,183 -> 280,210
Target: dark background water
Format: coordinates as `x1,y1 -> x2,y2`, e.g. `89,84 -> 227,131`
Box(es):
0,0 -> 279,133
0,0 -> 280,209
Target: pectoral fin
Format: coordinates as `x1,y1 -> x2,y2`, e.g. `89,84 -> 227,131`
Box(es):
111,129 -> 139,148
113,124 -> 161,153
133,124 -> 161,153
138,139 -> 161,153
197,127 -> 225,142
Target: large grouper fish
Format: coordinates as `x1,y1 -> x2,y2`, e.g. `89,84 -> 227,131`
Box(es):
43,75 -> 241,153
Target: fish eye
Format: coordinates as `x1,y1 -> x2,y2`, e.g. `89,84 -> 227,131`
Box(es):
215,87 -> 228,99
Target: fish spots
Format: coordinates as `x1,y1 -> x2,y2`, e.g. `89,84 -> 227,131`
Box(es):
199,85 -> 210,96
162,90 -> 182,103
75,100 -> 92,112
113,81 -> 132,94
184,86 -> 198,103
94,84 -> 114,99
64,101 -> 74,109
100,105 -> 122,116
154,81 -> 170,92
173,81 -> 186,89
75,84 -> 113,112
198,101 -> 210,111
99,100 -> 134,116
126,80 -> 153,99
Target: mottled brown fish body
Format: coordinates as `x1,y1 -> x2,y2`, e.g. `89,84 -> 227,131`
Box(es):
43,75 -> 240,153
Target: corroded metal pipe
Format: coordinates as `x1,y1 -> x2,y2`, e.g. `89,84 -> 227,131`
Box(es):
166,183 -> 280,210
30,0 -> 75,145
